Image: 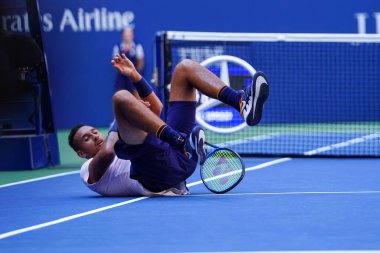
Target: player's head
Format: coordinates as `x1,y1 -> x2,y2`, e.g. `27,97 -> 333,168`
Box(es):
68,124 -> 105,159
121,27 -> 134,43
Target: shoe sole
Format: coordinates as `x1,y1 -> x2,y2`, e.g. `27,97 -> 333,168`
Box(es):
247,72 -> 269,126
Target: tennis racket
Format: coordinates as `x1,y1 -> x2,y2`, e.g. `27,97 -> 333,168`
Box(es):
200,142 -> 245,194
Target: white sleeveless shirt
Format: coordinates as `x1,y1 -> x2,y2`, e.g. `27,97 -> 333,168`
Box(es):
80,156 -> 189,197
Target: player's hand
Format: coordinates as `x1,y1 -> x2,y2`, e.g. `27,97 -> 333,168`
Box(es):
111,53 -> 141,82
139,100 -> 151,108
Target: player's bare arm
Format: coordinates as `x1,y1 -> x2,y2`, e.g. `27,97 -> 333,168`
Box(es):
111,53 -> 162,116
87,131 -> 118,184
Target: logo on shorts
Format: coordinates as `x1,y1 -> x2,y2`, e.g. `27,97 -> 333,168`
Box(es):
196,55 -> 256,134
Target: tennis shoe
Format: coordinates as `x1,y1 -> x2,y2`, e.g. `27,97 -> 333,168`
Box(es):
240,71 -> 269,126
184,126 -> 206,165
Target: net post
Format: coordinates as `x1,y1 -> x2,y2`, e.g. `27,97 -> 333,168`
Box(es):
155,31 -> 167,119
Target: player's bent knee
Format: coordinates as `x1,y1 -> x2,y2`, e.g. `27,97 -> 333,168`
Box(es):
112,90 -> 133,108
175,59 -> 197,75
172,59 -> 198,90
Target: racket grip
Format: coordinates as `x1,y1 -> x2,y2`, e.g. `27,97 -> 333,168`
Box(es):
205,141 -> 219,149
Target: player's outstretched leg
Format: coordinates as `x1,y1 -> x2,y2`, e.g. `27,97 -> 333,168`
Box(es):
239,71 -> 269,126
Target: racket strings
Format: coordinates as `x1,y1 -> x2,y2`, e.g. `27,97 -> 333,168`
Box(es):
201,149 -> 244,192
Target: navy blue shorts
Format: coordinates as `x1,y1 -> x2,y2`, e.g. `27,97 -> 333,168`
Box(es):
114,101 -> 197,192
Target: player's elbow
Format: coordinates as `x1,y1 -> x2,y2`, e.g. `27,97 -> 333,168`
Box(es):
154,102 -> 163,116
97,148 -> 115,163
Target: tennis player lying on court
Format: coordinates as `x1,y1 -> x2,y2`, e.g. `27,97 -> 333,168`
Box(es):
68,53 -> 269,197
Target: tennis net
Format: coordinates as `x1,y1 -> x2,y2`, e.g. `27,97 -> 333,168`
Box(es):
155,32 -> 380,157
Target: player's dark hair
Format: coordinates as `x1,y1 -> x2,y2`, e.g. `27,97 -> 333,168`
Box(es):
68,124 -> 85,151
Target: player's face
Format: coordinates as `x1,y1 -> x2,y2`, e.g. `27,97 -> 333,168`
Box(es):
74,126 -> 105,159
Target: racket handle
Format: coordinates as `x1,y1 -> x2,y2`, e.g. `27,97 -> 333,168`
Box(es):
205,141 -> 219,149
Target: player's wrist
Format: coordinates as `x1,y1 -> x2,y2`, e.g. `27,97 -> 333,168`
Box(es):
129,71 -> 142,83
133,77 -> 153,97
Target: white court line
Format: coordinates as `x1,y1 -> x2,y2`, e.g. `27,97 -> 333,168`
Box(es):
0,171 -> 79,188
185,190 -> 380,198
186,157 -> 291,187
0,197 -> 147,240
216,133 -> 280,148
0,132 -> 377,240
304,132 -> 380,156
